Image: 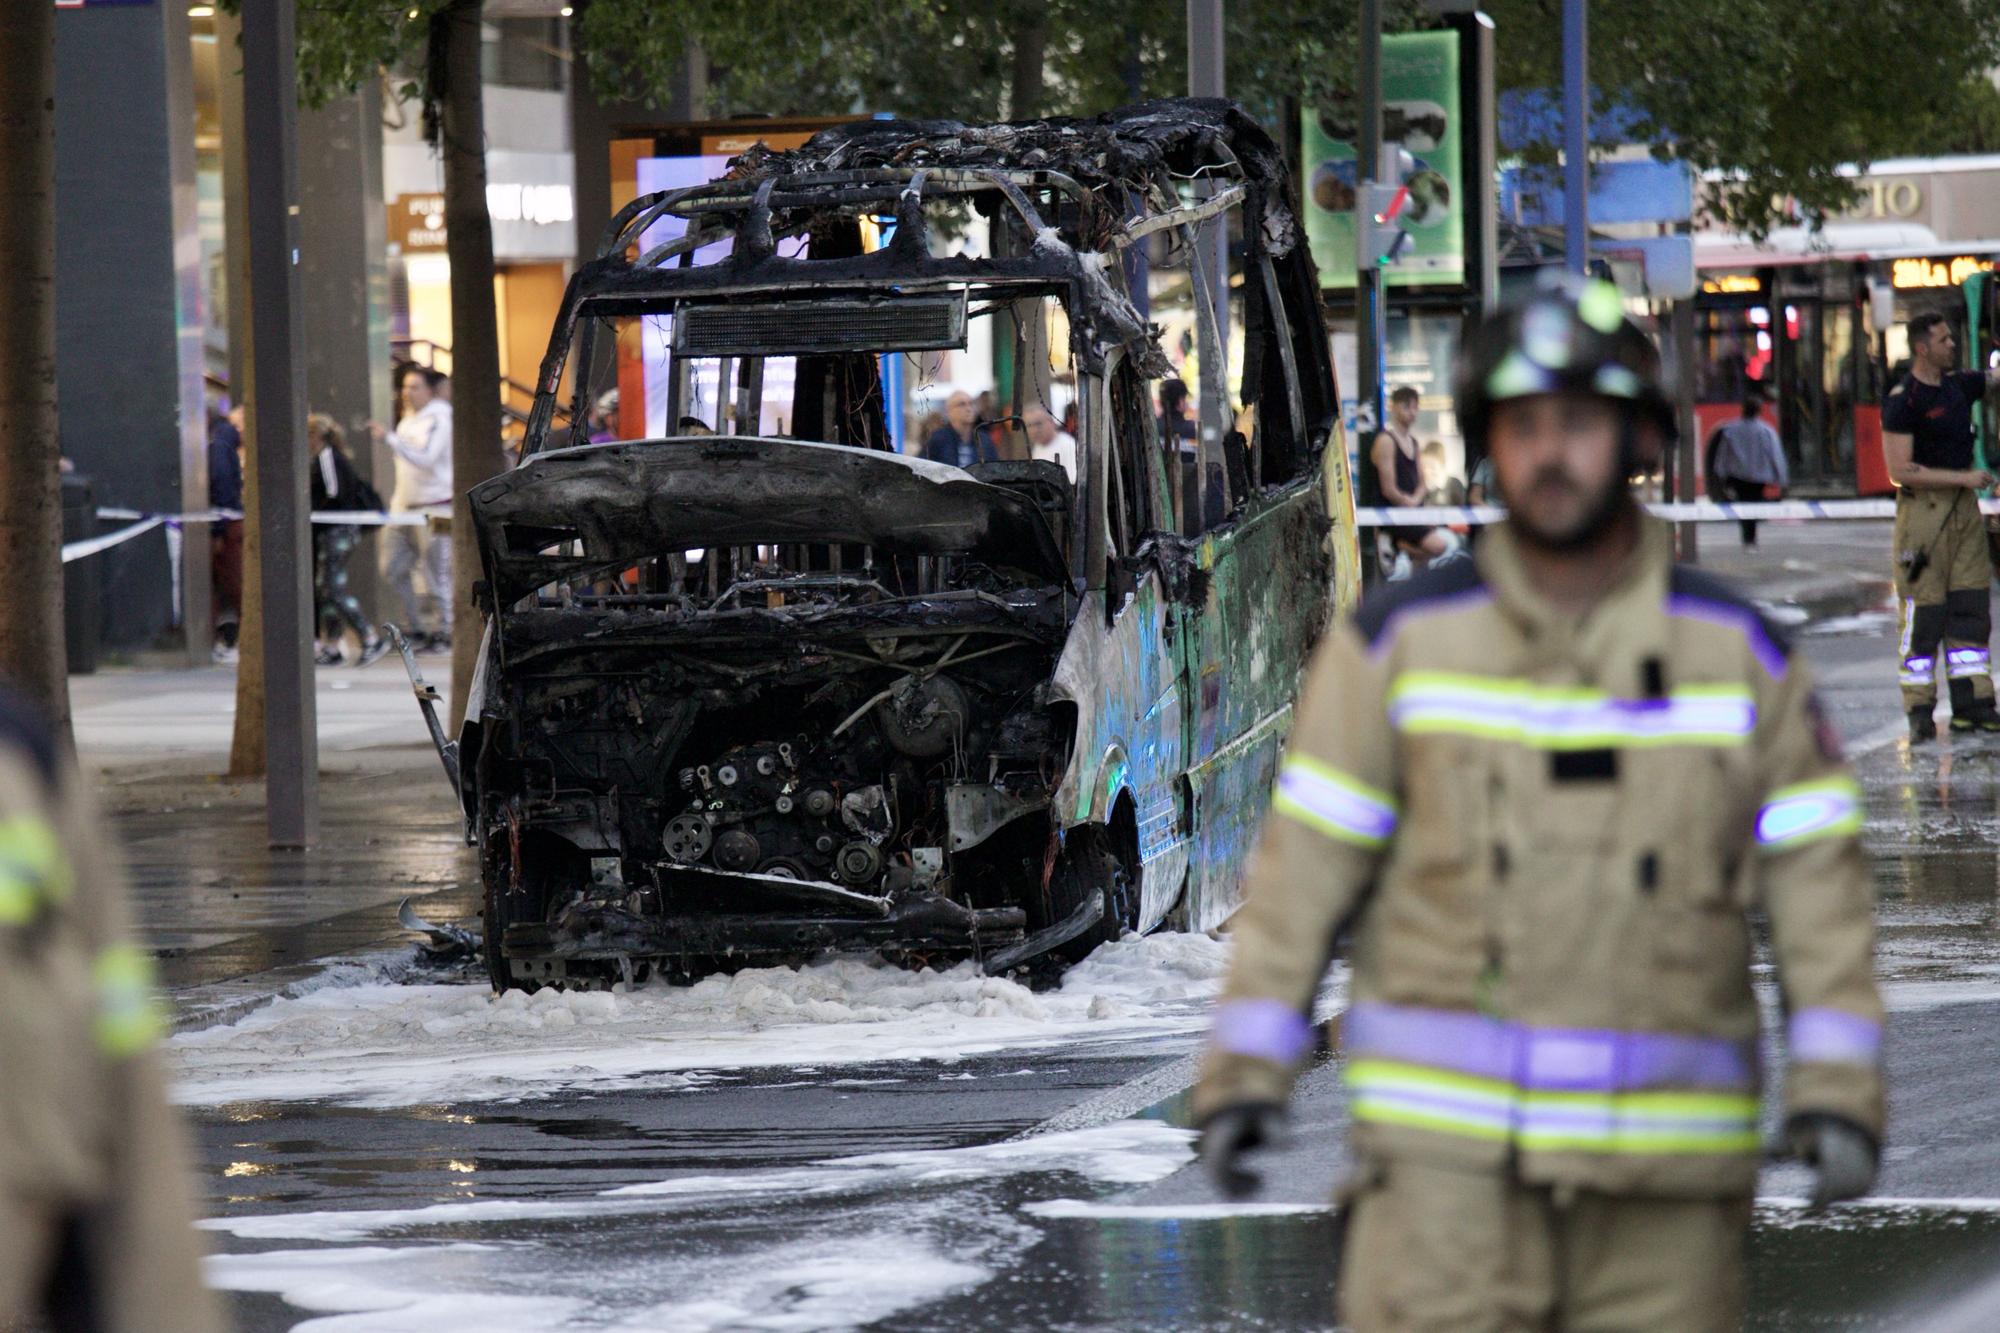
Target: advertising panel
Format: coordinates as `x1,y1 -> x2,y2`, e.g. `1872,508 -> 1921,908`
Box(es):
1302,30 -> 1464,290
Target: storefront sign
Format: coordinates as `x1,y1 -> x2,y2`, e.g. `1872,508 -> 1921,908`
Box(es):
1891,255 -> 1994,289
1302,30 -> 1465,290
387,194 -> 447,252
700,131 -> 818,155
1844,178 -> 1923,221
1702,273 -> 1762,295
387,184 -> 574,252
486,183 -> 574,227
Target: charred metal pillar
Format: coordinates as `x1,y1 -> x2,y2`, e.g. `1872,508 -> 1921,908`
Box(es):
242,0 -> 319,845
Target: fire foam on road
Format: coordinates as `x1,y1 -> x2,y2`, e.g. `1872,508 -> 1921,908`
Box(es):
169,932 -> 1233,1109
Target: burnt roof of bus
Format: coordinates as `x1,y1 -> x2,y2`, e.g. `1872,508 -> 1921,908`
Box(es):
563,98 -> 1316,381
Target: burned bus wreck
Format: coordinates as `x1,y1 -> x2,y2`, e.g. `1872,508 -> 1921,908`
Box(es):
411,98 -> 1360,991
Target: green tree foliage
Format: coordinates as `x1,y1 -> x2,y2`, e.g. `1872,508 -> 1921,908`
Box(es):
1485,0 -> 2000,235
578,0 -> 2000,238
218,0 -> 449,108
575,0 -> 1425,128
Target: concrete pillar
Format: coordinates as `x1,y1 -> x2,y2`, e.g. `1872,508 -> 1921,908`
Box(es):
54,0 -> 210,660
298,87 -> 393,620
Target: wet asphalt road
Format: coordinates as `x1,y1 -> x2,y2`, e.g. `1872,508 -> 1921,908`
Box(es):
178,588 -> 2000,1331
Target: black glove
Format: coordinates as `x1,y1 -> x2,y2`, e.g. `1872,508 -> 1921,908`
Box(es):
1198,1103 -> 1286,1200
1787,1113 -> 1878,1211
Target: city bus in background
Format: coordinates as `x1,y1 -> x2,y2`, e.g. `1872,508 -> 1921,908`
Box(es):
1692,250 -> 2000,497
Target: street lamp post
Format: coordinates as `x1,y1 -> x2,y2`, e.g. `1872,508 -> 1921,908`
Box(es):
241,0 -> 319,847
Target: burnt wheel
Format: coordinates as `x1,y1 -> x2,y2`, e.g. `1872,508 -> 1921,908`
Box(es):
1053,829 -> 1137,964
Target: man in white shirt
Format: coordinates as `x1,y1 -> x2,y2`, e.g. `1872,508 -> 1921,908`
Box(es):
369,366 -> 455,651
1024,405 -> 1076,480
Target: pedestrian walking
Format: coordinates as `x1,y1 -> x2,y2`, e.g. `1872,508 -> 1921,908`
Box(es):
0,683 -> 226,1332
371,365 -> 455,654
1883,312 -> 2000,741
308,414 -> 389,667
1709,388 -> 1788,546
1196,278 -> 1884,1333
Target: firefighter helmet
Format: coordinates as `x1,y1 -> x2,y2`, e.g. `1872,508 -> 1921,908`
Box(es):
1454,275 -> 1677,450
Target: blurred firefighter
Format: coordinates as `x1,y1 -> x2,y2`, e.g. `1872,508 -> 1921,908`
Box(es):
1195,278 -> 1884,1332
0,687 -> 225,1332
1881,311 -> 2000,742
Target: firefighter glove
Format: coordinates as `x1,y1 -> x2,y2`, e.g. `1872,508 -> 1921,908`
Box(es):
1199,1102 -> 1286,1200
1788,1112 -> 1878,1211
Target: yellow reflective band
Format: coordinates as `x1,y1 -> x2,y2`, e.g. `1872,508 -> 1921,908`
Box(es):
1272,754 -> 1399,849
93,945 -> 165,1058
1756,776 -> 1863,851
1386,672 -> 1757,750
1345,1057 -> 1762,1157
0,816 -> 67,926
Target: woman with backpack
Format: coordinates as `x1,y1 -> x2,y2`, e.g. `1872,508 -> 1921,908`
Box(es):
308,413 -> 391,667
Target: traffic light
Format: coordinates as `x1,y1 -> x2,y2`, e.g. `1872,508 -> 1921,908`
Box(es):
1358,180 -> 1412,269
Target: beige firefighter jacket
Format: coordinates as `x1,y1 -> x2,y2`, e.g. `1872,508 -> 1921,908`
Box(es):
0,695 -> 225,1332
1195,519 -> 1884,1198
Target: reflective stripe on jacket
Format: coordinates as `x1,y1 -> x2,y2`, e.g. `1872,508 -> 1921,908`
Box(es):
0,690 -> 222,1333
1194,518 -> 1884,1198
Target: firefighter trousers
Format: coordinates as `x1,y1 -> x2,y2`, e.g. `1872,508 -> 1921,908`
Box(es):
1339,1158 -> 1750,1333
1894,487 -> 1994,711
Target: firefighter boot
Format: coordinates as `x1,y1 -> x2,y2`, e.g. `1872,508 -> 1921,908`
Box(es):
1911,706 -> 1938,743
1949,679 -> 2000,733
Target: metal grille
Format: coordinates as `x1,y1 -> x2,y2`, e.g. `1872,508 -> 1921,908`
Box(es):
673,295 -> 967,357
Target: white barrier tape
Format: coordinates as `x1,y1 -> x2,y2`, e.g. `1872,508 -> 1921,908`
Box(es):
94,506 -> 431,528
1358,498 -> 2000,527
60,516 -> 165,564
64,506 -> 434,564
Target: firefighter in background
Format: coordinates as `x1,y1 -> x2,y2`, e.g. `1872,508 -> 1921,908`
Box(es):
1882,311 -> 2000,742
0,687 -> 225,1332
1195,278 -> 1884,1332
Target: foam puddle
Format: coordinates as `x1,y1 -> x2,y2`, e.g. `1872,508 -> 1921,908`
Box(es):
201,1120 -> 1196,1332
171,932 -> 1233,1109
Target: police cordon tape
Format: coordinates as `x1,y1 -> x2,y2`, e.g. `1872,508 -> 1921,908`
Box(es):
62,506 -> 432,564
58,497 -> 1995,562
1357,498 -> 2000,527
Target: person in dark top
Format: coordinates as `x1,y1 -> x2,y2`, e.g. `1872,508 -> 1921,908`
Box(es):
207,401 -> 245,656
1882,311 -> 2000,740
921,390 -> 996,469
307,414 -> 389,667
1368,385 -> 1457,575
1157,378 -> 1202,532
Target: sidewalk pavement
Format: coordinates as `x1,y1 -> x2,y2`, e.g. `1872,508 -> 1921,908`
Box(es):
74,660 -> 479,1029
80,523 -> 1902,1029
1688,518 -> 1894,625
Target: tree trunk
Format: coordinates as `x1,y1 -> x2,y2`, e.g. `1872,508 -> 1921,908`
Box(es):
0,2 -> 71,739
1009,17 -> 1048,121
437,0 -> 505,727
228,393 -> 267,777
220,9 -> 265,778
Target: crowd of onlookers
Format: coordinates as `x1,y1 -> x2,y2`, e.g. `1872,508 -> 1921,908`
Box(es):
208,365 -> 1800,656
1369,379 -> 1790,578
206,362 -> 457,667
